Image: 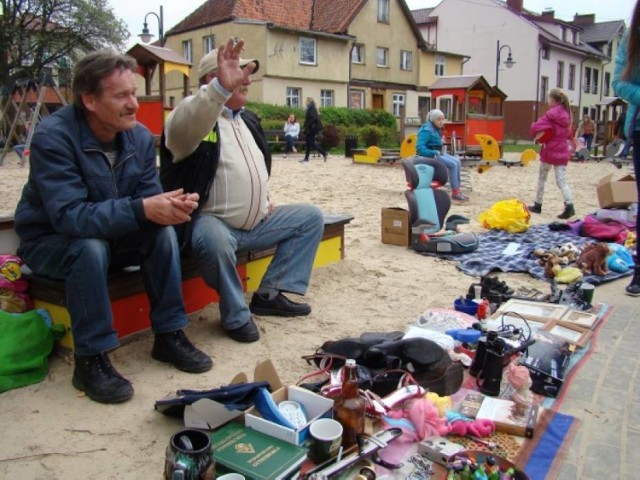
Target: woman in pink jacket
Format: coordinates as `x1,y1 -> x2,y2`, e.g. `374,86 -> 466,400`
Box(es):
528,88 -> 575,219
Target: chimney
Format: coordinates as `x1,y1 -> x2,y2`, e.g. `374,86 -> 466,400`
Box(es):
506,0 -> 523,13
573,14 -> 596,26
541,10 -> 555,20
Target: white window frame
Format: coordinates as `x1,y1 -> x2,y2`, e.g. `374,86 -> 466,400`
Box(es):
182,40 -> 193,63
378,0 -> 390,22
299,37 -> 317,65
435,55 -> 445,76
438,96 -> 453,121
376,47 -> 389,68
203,35 -> 215,54
400,50 -> 412,71
568,63 -> 576,91
320,89 -> 334,108
351,44 -> 365,64
286,87 -> 302,108
392,93 -> 405,117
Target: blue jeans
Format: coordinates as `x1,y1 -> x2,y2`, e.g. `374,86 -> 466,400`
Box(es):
190,204 -> 324,329
583,133 -> 594,150
438,153 -> 462,190
284,134 -> 297,153
18,227 -> 188,355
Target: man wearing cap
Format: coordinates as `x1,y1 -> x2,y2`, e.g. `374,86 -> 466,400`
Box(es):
161,39 -> 324,343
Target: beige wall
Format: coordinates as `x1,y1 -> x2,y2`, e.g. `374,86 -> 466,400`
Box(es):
264,30 -> 350,83
419,50 -> 464,87
262,77 -> 347,107
163,22 -> 267,104
348,0 -> 420,87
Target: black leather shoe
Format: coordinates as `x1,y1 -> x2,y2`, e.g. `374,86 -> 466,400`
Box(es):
72,352 -> 134,404
152,330 -> 213,373
225,317 -> 260,343
249,292 -> 311,317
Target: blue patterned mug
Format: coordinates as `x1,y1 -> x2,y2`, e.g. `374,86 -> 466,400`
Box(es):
164,429 -> 215,480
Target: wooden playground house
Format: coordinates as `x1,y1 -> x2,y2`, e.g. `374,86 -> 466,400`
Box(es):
429,75 -> 506,156
594,96 -> 627,151
125,44 -> 192,137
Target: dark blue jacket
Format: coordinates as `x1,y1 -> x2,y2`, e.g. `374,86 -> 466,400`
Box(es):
15,105 -> 160,242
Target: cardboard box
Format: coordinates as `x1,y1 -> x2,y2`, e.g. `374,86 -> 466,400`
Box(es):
596,174 -> 637,208
596,208 -> 630,223
245,385 -> 334,445
381,207 -> 410,246
182,359 -> 285,431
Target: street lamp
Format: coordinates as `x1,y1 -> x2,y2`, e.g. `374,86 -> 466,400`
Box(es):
139,6 -> 164,47
495,40 -> 515,87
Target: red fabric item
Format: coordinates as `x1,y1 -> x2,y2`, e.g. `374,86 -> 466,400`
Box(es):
580,215 -> 631,244
530,104 -> 572,166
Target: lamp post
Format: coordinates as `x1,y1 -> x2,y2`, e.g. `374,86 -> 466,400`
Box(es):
495,40 -> 515,87
138,6 -> 164,47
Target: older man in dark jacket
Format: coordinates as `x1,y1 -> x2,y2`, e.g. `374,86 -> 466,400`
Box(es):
14,50 -> 212,404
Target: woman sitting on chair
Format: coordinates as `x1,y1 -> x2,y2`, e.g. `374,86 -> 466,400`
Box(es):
417,109 -> 469,202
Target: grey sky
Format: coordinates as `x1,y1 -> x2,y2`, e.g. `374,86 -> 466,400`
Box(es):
113,0 -> 636,49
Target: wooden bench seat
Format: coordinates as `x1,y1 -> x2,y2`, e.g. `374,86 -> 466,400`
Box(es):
12,214 -> 353,349
264,128 -> 305,152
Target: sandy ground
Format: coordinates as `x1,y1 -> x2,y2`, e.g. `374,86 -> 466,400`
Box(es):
0,149 -> 633,478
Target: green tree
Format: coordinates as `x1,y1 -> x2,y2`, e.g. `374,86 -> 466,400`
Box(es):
0,0 -> 129,87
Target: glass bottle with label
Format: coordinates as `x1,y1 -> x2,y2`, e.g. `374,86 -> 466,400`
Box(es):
334,359 -> 365,448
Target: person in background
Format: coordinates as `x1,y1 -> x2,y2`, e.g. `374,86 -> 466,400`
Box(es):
161,39 -> 324,342
416,109 -> 469,202
283,113 -> 300,157
528,88 -> 575,219
575,114 -> 596,150
13,50 -> 212,404
613,0 -> 640,296
301,97 -> 328,163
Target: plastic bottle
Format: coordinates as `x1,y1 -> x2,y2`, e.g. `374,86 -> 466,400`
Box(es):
451,131 -> 457,154
441,134 -> 447,154
334,359 -> 365,448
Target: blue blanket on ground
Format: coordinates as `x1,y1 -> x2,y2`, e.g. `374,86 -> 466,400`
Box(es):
421,224 -> 632,285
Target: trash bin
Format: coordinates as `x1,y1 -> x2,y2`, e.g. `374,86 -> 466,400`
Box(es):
345,135 -> 358,158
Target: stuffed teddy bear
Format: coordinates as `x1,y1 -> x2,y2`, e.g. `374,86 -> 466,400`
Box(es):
576,242 -> 609,276
558,242 -> 581,263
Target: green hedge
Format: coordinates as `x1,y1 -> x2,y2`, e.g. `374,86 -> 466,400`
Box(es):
247,102 -> 399,149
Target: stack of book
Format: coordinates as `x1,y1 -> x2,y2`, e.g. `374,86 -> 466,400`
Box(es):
210,423 -> 308,480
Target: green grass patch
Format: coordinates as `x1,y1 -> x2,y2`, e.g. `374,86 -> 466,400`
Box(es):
503,143 -> 536,153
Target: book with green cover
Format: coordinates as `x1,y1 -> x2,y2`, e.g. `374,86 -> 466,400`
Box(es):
210,423 -> 308,480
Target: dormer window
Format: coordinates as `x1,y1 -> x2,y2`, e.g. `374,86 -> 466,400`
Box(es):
562,27 -> 567,42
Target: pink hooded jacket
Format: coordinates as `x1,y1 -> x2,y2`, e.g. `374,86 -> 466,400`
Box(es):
530,104 -> 572,166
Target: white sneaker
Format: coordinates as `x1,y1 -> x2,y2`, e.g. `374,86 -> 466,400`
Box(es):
292,146 -> 297,153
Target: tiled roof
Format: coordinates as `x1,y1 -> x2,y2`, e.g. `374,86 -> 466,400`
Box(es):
411,7 -> 434,25
167,0 -> 368,36
580,20 -> 626,44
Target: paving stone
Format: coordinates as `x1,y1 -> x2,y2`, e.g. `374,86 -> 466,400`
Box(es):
630,402 -> 640,430
583,443 -> 622,478
555,459 -> 578,479
604,364 -> 638,391
627,427 -> 640,468
563,377 -> 598,402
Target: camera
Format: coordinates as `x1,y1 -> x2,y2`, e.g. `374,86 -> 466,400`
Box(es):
468,331 -> 506,396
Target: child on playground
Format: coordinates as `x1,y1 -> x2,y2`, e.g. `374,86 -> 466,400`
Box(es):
528,88 -> 575,219
416,109 -> 469,202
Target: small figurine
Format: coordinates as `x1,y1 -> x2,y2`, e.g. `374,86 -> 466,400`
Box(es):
506,363 -> 533,417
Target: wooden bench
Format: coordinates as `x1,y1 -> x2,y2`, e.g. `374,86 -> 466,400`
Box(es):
1,214 -> 353,349
264,128 -> 305,152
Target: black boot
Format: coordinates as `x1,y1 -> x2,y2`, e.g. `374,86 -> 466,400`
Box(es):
152,330 -> 213,373
72,352 -> 134,404
557,203 -> 575,219
626,264 -> 640,296
528,202 -> 542,214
